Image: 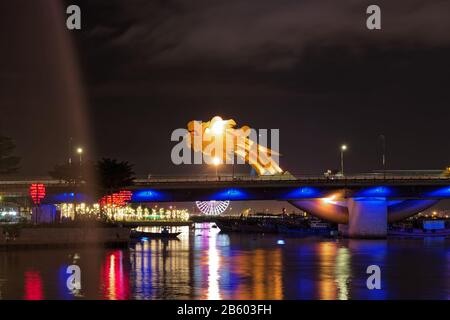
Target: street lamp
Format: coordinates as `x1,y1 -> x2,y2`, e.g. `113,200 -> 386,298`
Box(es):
213,156 -> 221,179
68,137 -> 73,165
73,147 -> 83,220
379,135 -> 386,179
76,147 -> 83,165
340,144 -> 347,176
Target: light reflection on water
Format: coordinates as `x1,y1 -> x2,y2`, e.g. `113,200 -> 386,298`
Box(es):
0,223 -> 449,300
207,227 -> 221,300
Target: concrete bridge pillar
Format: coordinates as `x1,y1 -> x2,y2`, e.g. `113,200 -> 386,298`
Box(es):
347,198 -> 387,239
289,197 -> 438,239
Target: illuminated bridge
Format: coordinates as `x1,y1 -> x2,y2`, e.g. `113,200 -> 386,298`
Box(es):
1,173 -> 449,238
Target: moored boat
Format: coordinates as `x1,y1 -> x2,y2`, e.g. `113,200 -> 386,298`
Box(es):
389,219 -> 450,238
214,215 -> 336,235
130,229 -> 181,239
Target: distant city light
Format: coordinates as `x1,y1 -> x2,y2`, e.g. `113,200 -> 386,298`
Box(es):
277,240 -> 285,245
0,210 -> 17,217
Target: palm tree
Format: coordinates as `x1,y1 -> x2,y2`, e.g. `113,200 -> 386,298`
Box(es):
96,158 -> 135,221
0,135 -> 20,174
96,158 -> 135,195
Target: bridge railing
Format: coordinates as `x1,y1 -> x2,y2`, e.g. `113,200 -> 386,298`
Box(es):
0,173 -> 448,186
134,173 -> 449,184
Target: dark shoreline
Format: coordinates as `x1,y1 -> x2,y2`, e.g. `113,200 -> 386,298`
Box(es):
120,221 -> 193,228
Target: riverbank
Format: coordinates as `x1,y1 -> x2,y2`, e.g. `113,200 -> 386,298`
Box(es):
0,223 -> 130,248
388,228 -> 450,238
120,221 -> 193,228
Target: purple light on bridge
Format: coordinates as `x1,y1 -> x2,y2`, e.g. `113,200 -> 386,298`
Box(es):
212,188 -> 248,200
355,186 -> 393,198
428,186 -> 450,198
132,190 -> 168,202
284,187 -> 321,199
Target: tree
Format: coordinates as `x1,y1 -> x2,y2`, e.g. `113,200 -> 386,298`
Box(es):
96,158 -> 135,195
48,163 -> 82,183
0,135 -> 20,174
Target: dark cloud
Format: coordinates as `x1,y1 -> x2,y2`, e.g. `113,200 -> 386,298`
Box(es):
77,0 -> 450,70
69,0 -> 450,99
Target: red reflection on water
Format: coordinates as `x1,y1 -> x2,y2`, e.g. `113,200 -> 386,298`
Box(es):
101,250 -> 129,300
24,271 -> 43,300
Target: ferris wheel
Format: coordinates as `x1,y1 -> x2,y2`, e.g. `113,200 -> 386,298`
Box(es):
195,200 -> 230,215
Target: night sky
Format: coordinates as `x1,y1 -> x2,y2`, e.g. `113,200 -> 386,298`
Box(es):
1,0 -> 449,177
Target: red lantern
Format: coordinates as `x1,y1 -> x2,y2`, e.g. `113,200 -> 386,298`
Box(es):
118,190 -> 132,204
29,184 -> 46,205
99,190 -> 132,208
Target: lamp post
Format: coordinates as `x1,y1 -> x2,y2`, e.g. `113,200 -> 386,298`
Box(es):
340,144 -> 347,176
77,147 -> 83,165
379,135 -> 386,179
75,147 -> 83,220
68,137 -> 73,165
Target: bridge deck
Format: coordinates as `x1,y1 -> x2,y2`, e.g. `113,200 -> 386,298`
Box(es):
133,175 -> 450,188
1,175 -> 449,202
1,174 -> 449,188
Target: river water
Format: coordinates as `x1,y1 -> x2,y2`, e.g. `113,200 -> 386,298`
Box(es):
0,223 -> 449,300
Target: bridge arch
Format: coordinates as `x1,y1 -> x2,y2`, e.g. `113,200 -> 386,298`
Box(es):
289,199 -> 439,224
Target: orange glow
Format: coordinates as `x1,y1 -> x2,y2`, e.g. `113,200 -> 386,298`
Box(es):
317,242 -> 337,300
321,195 -> 338,205
230,248 -> 283,300
187,116 -> 282,175
212,157 -> 221,166
321,192 -> 344,205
